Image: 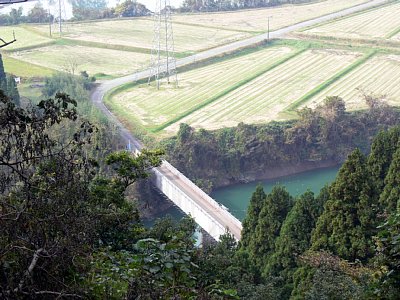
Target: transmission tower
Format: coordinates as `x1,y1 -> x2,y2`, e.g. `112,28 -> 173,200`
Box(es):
148,0 -> 178,89
50,0 -> 67,38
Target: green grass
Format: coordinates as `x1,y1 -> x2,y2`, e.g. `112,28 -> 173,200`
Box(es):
286,50 -> 376,111
0,26 -> 53,51
151,48 -> 307,132
3,56 -> 55,78
386,26 -> 400,39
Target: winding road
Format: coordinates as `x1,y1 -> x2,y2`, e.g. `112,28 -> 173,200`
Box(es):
90,0 -> 390,240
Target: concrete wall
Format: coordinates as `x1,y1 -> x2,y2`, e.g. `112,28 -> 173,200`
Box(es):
153,161 -> 242,241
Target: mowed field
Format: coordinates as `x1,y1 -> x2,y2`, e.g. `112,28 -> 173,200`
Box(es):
31,19 -> 251,53
9,44 -> 152,77
0,26 -> 53,51
304,54 -> 400,110
300,2 -> 400,41
173,0 -> 370,32
109,47 -> 362,133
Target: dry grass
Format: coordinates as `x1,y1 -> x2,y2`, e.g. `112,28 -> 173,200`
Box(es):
31,18 -> 251,53
302,2 -> 400,41
9,44 -> 152,77
0,26 -> 52,51
303,54 -> 400,110
172,0 -> 370,32
110,47 -> 361,134
169,49 -> 360,132
111,46 -> 294,128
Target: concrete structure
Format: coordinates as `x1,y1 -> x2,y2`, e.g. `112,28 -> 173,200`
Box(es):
91,0 -> 389,243
153,161 -> 242,241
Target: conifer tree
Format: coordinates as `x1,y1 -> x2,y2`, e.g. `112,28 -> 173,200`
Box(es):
368,127 -> 400,192
380,146 -> 400,213
251,185 -> 293,268
311,149 -> 377,261
265,190 -> 323,282
6,74 -> 20,106
0,53 -> 7,92
240,184 -> 266,249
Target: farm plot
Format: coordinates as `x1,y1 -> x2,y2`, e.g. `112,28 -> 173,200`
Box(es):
9,44 -> 152,77
165,49 -> 361,132
0,26 -> 53,51
301,2 -> 400,41
173,0 -> 370,33
303,54 -> 400,110
110,45 -> 295,128
31,19 -> 250,53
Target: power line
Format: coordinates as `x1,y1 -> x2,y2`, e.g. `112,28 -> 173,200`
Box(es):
148,0 -> 178,89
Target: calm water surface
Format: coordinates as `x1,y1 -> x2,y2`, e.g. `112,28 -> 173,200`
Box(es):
211,166 -> 340,220
145,166 -> 340,224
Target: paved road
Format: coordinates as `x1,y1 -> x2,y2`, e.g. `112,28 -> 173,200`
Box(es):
90,0 -> 389,239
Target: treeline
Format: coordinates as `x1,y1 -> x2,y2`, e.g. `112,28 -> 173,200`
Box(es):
164,96 -> 400,190
179,0 -> 312,12
230,125 -> 400,299
0,0 -> 150,25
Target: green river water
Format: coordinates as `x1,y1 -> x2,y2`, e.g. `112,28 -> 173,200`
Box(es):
211,166 -> 340,221
146,166 -> 340,224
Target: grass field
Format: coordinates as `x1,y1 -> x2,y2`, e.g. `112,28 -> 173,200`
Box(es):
31,19 -> 251,53
303,54 -> 400,110
9,44 -> 152,77
172,0 -> 370,33
0,26 -> 53,51
109,47 -> 361,134
301,2 -> 400,41
3,55 -> 55,78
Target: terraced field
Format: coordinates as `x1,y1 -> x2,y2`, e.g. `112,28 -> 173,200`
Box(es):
168,49 -> 361,131
173,0 -> 370,32
301,2 -> 400,41
0,26 -> 53,51
109,47 -> 361,133
9,44 -> 152,77
31,19 -> 251,53
109,46 -> 295,127
304,54 -> 400,110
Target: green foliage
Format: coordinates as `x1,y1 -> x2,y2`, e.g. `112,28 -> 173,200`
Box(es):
265,190 -> 323,281
240,185 -> 266,249
311,149 -> 377,261
251,186 -> 293,268
105,149 -> 164,189
374,213 -> 400,299
166,96 -> 400,189
6,74 -> 20,106
114,0 -> 151,17
379,146 -> 400,213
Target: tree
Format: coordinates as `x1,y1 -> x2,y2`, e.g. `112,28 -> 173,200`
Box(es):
0,91 -> 162,297
6,74 -> 19,106
374,213 -> 400,299
115,0 -> 151,17
0,53 -> 6,92
71,0 -> 107,20
311,149 -> 377,261
27,3 -> 50,23
251,186 -> 293,268
240,184 -> 265,249
379,146 -> 400,213
265,191 -> 323,283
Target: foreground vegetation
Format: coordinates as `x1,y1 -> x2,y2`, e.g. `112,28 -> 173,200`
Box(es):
1,90 -> 399,298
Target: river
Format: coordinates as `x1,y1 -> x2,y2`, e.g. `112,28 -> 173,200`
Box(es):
211,166 -> 340,221
145,166 -> 340,225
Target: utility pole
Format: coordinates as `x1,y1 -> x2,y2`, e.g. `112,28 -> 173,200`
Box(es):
58,0 -> 62,37
148,0 -> 178,89
267,16 -> 270,42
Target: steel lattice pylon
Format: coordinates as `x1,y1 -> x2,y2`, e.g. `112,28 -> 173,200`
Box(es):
148,0 -> 178,89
